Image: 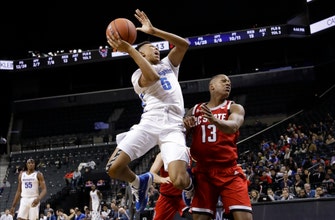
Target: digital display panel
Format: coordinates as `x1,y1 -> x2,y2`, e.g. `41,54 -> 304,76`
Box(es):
4,24 -> 307,72
187,25 -> 287,48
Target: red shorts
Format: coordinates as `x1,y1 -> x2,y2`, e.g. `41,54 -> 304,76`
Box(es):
191,165 -> 252,217
153,193 -> 188,220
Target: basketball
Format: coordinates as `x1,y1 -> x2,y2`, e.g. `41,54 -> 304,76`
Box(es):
106,18 -> 137,44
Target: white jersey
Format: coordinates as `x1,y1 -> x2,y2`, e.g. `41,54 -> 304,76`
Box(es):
90,190 -> 101,211
20,171 -> 39,198
132,56 -> 185,117
118,56 -> 189,166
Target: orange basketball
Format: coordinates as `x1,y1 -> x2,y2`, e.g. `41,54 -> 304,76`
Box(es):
106,18 -> 137,44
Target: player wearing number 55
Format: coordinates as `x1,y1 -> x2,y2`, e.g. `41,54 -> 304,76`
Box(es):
10,158 -> 47,220
105,9 -> 194,213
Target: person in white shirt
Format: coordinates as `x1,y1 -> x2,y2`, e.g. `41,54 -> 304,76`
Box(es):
0,209 -> 13,220
100,204 -> 110,220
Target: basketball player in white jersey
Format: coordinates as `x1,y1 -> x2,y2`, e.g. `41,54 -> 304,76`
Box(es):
10,158 -> 47,220
89,184 -> 102,220
105,9 -> 193,213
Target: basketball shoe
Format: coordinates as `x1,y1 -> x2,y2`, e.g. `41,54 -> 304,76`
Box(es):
132,172 -> 154,212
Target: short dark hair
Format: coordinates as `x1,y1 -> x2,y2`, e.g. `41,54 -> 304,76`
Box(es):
135,41 -> 151,51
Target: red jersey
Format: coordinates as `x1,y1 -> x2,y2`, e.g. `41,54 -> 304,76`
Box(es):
153,166 -> 188,220
190,100 -> 239,167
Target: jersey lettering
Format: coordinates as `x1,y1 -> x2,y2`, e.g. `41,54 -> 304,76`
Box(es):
160,77 -> 171,90
197,110 -> 227,143
25,182 -> 33,188
201,124 -> 217,143
196,113 -> 227,125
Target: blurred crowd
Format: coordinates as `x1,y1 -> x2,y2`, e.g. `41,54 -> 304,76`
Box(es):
242,114 -> 335,202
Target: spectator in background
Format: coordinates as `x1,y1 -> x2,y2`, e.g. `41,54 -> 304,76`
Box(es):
295,167 -> 304,176
44,203 -> 54,216
315,186 -> 330,198
294,139 -> 308,159
279,141 -> 291,159
325,134 -> 335,146
268,154 -> 280,166
249,189 -> 260,203
100,204 -> 110,220
64,171 -> 74,187
83,207 -> 91,220
296,188 -> 307,199
255,152 -> 266,166
248,177 -> 262,193
56,208 -> 69,220
108,202 -> 119,220
118,207 -> 130,220
308,136 -> 318,155
284,164 -> 294,177
301,169 -> 311,184
293,173 -> 305,195
275,166 -> 286,180
286,157 -> 298,173
39,213 -> 46,220
46,210 -> 56,220
147,185 -> 159,209
72,168 -> 82,190
0,209 -> 13,220
75,209 -> 85,220
279,172 -> 293,191
259,171 -> 272,194
311,165 -> 325,187
321,173 -> 335,194
67,208 -> 76,220
283,148 -> 292,164
277,135 -> 286,149
326,167 -> 335,180
302,155 -> 314,171
266,188 -> 280,201
304,183 -> 316,198
293,186 -> 303,198
269,168 -> 280,191
280,188 -> 294,200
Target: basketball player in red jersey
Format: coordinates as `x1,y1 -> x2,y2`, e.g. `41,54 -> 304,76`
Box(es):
183,74 -> 253,220
150,152 -> 193,220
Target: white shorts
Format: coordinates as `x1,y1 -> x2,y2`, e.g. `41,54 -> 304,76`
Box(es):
17,197 -> 40,220
117,109 -> 189,170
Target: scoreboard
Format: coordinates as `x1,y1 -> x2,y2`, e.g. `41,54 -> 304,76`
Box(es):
0,24 -> 307,72
186,24 -> 306,48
